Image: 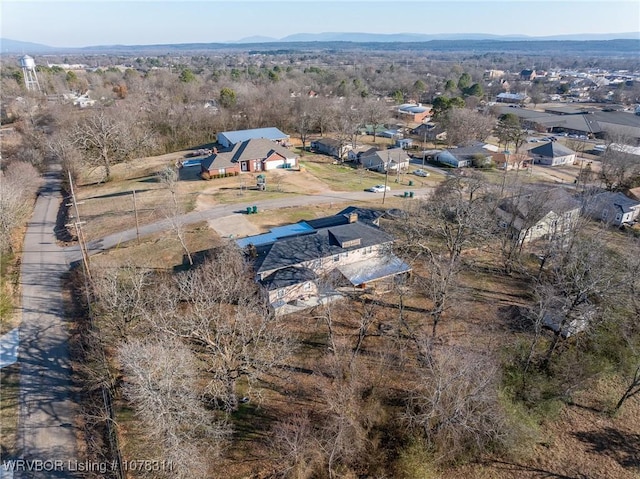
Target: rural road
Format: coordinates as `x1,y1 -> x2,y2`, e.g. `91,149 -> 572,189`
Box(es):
17,166 -> 78,478
66,186 -> 435,263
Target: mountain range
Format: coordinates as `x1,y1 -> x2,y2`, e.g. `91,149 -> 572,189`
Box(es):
234,31 -> 640,43
2,31 -> 639,54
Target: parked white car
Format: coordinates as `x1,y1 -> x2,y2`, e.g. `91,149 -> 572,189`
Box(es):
366,184 -> 391,193
413,169 -> 430,177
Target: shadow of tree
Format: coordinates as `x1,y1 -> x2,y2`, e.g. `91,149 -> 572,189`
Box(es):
490,459 -> 588,478
572,427 -> 640,471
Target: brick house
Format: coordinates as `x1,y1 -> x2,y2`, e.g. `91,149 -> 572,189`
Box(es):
201,138 -> 298,177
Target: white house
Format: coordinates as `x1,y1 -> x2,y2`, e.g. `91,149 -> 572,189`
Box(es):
585,191 -> 640,226
434,150 -> 469,168
497,188 -> 582,243
357,147 -> 410,172
530,142 -> 576,166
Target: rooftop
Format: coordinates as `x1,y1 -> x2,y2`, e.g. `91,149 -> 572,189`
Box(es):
218,127 -> 288,145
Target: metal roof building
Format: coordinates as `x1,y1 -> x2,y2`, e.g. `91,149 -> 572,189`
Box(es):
217,127 -> 289,148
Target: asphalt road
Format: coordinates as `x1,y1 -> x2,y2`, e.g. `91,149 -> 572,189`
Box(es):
66,186 -> 435,263
17,167 -> 78,478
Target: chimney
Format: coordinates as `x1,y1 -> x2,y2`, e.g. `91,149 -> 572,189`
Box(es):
348,212 -> 358,223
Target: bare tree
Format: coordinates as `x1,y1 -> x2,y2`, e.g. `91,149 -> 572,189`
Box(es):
118,339 -> 230,478
599,141 -> 640,191
310,97 -> 335,138
148,245 -> 295,411
362,97 -> 390,143
91,263 -> 152,343
0,162 -> 41,253
269,413 -> 322,478
159,166 -> 193,265
441,108 -> 495,147
333,99 -> 364,154
615,362 -> 640,412
291,96 -> 314,154
536,234 -> 620,369
405,347 -> 511,465
72,107 -> 151,182
403,173 -> 492,337
47,132 -> 83,185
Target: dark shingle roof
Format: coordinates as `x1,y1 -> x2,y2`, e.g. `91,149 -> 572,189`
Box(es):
591,191 -> 640,215
499,188 -> 581,222
304,207 -> 384,229
529,142 -> 575,158
201,138 -> 296,170
255,222 -> 393,273
337,207 -> 384,225
262,266 -> 317,290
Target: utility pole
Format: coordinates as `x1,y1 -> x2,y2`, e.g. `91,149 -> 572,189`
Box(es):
382,153 -> 390,205
422,129 -> 427,168
66,171 -> 92,305
132,189 -> 140,244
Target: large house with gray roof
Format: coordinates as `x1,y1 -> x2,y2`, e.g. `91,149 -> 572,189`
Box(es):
239,209 -> 410,310
200,138 -> 298,176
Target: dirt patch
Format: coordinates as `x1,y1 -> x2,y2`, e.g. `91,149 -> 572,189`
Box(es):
208,214 -> 260,239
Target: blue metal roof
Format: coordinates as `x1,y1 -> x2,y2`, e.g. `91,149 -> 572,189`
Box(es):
236,222 -> 314,248
219,127 -> 288,145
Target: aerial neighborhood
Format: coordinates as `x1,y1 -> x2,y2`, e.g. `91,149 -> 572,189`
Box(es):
1,16 -> 640,479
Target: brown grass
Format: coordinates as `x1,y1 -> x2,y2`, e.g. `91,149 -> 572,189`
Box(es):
0,364 -> 20,458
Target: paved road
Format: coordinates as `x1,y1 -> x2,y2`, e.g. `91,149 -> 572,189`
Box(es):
67,186 -> 434,262
17,167 -> 78,478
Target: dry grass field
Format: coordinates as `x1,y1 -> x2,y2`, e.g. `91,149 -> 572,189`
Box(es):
66,145 -> 640,479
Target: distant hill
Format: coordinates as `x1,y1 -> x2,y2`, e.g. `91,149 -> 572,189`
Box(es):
1,33 -> 639,56
0,38 -> 57,54
268,31 -> 640,43
234,35 -> 279,44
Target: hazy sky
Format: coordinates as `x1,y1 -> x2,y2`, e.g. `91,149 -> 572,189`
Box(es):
2,0 -> 639,47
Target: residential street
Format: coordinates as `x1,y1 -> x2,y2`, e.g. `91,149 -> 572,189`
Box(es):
17,166 -> 78,478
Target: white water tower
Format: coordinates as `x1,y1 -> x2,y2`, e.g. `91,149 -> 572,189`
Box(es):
19,55 -> 41,92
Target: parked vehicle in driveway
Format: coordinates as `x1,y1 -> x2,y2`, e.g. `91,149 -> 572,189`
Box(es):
366,184 -> 391,193
413,169 -> 430,177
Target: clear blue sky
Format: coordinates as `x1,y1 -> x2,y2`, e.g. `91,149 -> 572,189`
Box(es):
1,1 -> 638,47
